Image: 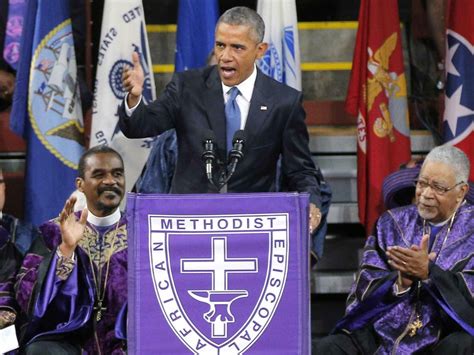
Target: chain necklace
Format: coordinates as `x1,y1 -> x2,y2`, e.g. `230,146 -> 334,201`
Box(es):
422,202 -> 459,262
86,220 -> 120,323
409,203 -> 460,337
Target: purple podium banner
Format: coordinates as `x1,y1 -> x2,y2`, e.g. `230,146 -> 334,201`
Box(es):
127,192 -> 310,354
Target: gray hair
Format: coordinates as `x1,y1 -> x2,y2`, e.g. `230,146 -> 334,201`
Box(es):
217,6 -> 265,43
423,145 -> 470,183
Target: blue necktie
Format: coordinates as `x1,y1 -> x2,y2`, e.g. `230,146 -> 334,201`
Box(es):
225,87 -> 241,152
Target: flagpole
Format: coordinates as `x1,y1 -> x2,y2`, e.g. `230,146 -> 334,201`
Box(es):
84,0 -> 93,148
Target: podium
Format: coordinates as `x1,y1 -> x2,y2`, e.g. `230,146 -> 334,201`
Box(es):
127,192 -> 310,354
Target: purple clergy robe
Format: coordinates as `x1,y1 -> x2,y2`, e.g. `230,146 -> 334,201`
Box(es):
336,203 -> 474,354
15,214 -> 128,354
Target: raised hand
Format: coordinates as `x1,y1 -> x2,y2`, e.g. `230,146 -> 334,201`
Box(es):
122,51 -> 144,108
58,196 -> 88,258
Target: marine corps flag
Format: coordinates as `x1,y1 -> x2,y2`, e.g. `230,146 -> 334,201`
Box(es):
345,0 -> 411,232
444,0 -> 474,180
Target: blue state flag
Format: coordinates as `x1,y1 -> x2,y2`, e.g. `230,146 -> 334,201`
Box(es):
175,0 -> 219,72
10,0 -> 84,225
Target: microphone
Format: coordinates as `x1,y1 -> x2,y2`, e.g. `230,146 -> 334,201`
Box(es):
201,130 -> 217,187
226,130 -> 246,181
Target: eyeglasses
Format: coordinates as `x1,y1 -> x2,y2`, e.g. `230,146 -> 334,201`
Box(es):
414,179 -> 464,195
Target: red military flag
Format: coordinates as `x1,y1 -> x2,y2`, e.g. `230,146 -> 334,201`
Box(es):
345,0 -> 411,233
444,0 -> 474,180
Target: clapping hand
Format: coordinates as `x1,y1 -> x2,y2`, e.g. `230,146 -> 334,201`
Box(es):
58,196 -> 88,258
386,235 -> 437,290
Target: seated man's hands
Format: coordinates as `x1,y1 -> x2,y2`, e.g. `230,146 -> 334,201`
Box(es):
58,196 -> 88,258
386,235 -> 437,291
0,310 -> 16,329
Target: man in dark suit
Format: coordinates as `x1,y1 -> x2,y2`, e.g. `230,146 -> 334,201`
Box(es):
119,6 -> 323,232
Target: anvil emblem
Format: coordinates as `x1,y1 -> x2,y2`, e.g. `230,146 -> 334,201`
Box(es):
181,237 -> 258,338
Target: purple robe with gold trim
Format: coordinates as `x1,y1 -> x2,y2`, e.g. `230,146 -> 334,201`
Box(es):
15,214 -> 128,354
336,203 -> 474,354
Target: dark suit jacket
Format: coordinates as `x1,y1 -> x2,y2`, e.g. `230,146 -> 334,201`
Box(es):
118,66 -> 322,207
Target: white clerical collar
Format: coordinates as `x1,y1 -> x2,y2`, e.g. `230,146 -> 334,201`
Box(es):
222,64 -> 257,103
429,219 -> 450,227
0,211 -> 2,220
428,200 -> 465,227
86,208 -> 121,227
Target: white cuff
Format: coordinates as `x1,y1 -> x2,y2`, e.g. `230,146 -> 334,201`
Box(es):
124,93 -> 142,116
393,283 -> 411,296
56,247 -> 76,261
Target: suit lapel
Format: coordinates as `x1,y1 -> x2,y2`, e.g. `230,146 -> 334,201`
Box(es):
203,67 -> 226,156
244,70 -> 273,147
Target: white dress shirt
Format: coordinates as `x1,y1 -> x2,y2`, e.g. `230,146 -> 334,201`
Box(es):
124,64 -> 259,130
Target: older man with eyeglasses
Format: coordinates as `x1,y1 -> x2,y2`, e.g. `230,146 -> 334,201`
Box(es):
314,144 -> 473,354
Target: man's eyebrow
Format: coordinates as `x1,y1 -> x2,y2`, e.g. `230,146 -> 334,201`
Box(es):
419,176 -> 449,184
90,167 -> 124,173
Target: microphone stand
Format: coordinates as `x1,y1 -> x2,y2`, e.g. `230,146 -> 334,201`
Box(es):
218,132 -> 245,191
201,135 -> 218,190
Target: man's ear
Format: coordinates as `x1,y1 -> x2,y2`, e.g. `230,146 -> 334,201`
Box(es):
457,183 -> 469,203
256,42 -> 268,60
76,177 -> 84,192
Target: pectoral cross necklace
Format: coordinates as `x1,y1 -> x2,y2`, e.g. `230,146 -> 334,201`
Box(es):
408,313 -> 423,337
408,210 -> 458,337
87,222 -> 120,322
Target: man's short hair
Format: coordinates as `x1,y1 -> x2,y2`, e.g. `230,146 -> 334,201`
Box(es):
217,6 -> 265,43
423,145 -> 470,183
77,145 -> 124,178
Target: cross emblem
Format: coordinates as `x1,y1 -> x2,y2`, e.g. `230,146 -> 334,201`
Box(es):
181,237 -> 258,337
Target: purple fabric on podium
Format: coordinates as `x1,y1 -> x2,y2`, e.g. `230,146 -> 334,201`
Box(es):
127,192 -> 310,354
